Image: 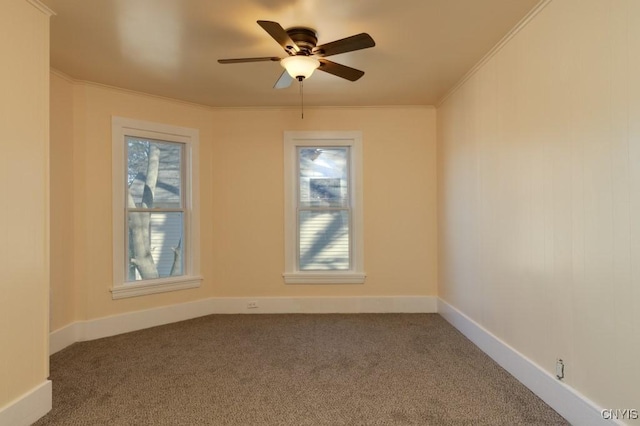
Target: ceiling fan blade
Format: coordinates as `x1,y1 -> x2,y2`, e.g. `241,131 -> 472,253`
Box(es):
257,20 -> 300,54
273,70 -> 293,89
313,33 -> 375,57
317,59 -> 365,81
218,57 -> 281,64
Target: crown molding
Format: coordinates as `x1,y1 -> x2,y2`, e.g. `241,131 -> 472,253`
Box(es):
26,0 -> 56,16
50,68 -> 436,111
437,0 -> 553,107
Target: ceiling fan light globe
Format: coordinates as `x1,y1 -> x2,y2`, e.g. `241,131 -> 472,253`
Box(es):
281,56 -> 320,80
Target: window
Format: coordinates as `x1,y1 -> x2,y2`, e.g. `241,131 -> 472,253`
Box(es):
283,131 -> 365,284
112,117 -> 201,298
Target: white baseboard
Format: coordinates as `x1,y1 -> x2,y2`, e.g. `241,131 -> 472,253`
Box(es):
0,380 -> 51,426
437,298 -> 612,426
47,296 -> 612,425
51,295 -> 436,355
49,321 -> 81,355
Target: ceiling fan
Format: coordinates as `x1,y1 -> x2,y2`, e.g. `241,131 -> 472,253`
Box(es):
218,20 -> 375,89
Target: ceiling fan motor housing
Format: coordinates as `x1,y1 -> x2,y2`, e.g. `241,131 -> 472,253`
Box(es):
285,27 -> 318,54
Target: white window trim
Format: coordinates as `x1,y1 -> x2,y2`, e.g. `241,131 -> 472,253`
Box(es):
111,117 -> 201,299
283,131 -> 365,284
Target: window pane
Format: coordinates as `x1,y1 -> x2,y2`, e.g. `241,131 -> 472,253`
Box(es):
127,138 -> 182,208
299,210 -> 349,270
127,212 -> 184,281
298,147 -> 348,208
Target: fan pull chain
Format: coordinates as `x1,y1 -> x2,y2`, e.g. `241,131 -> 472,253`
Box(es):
299,77 -> 304,119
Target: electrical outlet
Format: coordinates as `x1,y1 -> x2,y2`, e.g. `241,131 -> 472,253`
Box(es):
556,359 -> 565,380
247,301 -> 258,309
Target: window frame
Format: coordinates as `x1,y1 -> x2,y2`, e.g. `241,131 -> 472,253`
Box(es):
112,117 -> 201,299
283,131 -> 365,284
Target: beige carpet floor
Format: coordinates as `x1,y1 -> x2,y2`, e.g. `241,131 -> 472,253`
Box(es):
34,314 -> 568,425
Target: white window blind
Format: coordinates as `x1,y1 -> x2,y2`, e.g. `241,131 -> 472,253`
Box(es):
283,131 -> 365,284
297,147 -> 351,271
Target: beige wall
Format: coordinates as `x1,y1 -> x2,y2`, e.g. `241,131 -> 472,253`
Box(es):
438,0 -> 640,412
50,73 -> 75,330
0,0 -> 51,409
210,107 -> 437,299
49,77 -> 438,324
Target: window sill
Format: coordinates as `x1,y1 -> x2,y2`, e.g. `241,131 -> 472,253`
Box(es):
283,272 -> 366,284
111,275 -> 202,299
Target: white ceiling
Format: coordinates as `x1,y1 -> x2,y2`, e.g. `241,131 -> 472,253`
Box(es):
43,0 -> 540,107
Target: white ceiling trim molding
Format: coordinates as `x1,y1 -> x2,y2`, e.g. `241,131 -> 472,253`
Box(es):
50,68 -> 435,112
50,68 -> 75,83
436,0 -> 553,107
26,0 -> 56,16
49,68 -> 215,112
